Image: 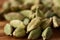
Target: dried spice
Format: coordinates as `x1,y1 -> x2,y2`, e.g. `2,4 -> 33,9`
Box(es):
53,16 -> 59,28
28,27 -> 41,39
27,17 -> 41,32
23,18 -> 30,25
4,24 -> 13,36
20,10 -> 34,19
42,27 -> 52,40
10,20 -> 25,28
4,12 -> 24,21
40,18 -> 52,29
13,28 -> 26,37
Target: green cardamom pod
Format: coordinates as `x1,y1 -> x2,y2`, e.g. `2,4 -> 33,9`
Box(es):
10,0 -> 20,11
4,24 -> 13,36
13,28 -> 26,37
4,12 -> 24,21
42,27 -> 52,40
52,0 -> 60,17
10,20 -> 25,29
23,18 -> 30,25
2,1 -> 10,12
53,16 -> 59,28
20,10 -> 34,19
44,11 -> 55,18
27,17 -> 41,32
28,27 -> 41,39
40,18 -> 52,29
41,0 -> 53,7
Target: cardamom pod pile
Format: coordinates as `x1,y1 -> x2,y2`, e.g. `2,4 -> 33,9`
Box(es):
0,0 -> 60,40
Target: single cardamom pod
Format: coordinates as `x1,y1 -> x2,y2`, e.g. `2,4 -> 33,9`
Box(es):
42,27 -> 52,40
4,24 -> 13,36
10,0 -> 20,11
28,27 -> 41,39
41,0 -> 53,7
20,10 -> 34,19
10,20 -> 25,29
40,18 -> 52,29
53,16 -> 59,28
52,0 -> 60,17
23,18 -> 30,25
2,1 -> 10,12
4,12 -> 24,21
13,28 -> 26,37
44,11 -> 55,18
27,17 -> 41,32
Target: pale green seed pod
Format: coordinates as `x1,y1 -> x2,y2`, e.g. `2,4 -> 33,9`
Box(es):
27,17 -> 41,32
41,0 -> 53,7
40,18 -> 52,29
4,24 -> 13,36
13,28 -> 26,37
2,1 -> 10,12
24,0 -> 40,5
44,11 -> 55,18
53,16 -> 59,28
28,27 -> 41,39
42,27 -> 52,40
4,12 -> 24,21
23,18 -> 30,25
10,20 -> 25,29
20,10 -> 34,19
52,0 -> 60,17
10,0 -> 20,11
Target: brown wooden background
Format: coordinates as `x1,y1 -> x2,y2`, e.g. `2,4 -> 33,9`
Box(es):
0,0 -> 60,40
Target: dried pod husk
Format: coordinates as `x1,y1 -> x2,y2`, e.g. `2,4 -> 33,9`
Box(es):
28,27 -> 41,39
53,16 -> 59,28
4,24 -> 13,36
41,0 -> 53,8
23,18 -> 30,25
40,18 -> 52,29
2,1 -> 11,12
20,10 -> 34,19
44,11 -> 55,18
4,12 -> 24,21
42,27 -> 52,40
52,0 -> 60,17
10,20 -> 25,29
27,17 -> 41,32
13,28 -> 26,37
24,0 -> 40,5
10,0 -> 20,11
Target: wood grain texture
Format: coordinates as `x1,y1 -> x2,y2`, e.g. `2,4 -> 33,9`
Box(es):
0,0 -> 60,40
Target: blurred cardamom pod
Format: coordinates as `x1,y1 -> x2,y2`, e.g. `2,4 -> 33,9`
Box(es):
52,0 -> 60,17
13,28 -> 26,37
53,16 -> 59,28
44,11 -> 55,18
2,1 -> 11,12
4,12 -> 24,21
40,18 -> 52,29
23,18 -> 30,25
20,10 -> 34,19
24,0 -> 39,5
41,0 -> 53,7
27,17 -> 41,32
4,24 -> 13,36
10,0 -> 20,11
28,27 -> 41,39
42,27 -> 52,40
10,20 -> 25,29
